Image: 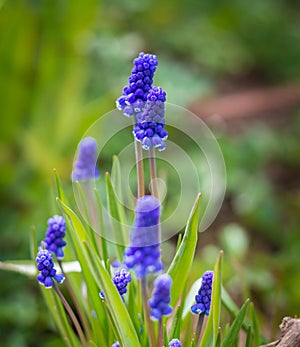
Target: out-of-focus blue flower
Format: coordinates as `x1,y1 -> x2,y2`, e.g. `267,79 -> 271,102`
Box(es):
111,342 -> 120,347
36,248 -> 65,288
44,215 -> 66,260
133,86 -> 168,151
148,274 -> 172,320
116,52 -> 158,116
123,195 -> 163,279
71,137 -> 100,181
191,271 -> 214,315
169,338 -> 182,347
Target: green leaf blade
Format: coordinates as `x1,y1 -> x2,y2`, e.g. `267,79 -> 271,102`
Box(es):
167,193 -> 201,307
222,299 -> 250,347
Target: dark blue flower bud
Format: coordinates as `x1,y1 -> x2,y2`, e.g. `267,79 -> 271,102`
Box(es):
191,271 -> 214,315
148,274 -> 172,320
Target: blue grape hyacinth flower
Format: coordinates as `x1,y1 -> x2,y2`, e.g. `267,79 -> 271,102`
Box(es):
44,215 -> 67,260
133,86 -> 168,151
148,273 -> 173,320
71,137 -> 100,181
113,268 -> 132,296
116,52 -> 158,116
191,270 -> 214,315
101,268 -> 132,300
36,248 -> 65,288
123,195 -> 163,279
169,338 -> 182,347
111,342 -> 120,347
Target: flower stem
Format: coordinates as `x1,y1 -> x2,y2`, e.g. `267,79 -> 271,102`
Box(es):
53,282 -> 87,347
158,318 -> 163,347
141,279 -> 156,347
149,147 -> 162,247
149,147 -> 159,199
58,261 -> 91,341
195,313 -> 205,347
135,139 -> 145,198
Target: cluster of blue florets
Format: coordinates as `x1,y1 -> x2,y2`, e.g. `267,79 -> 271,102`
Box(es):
148,274 -> 173,320
112,268 -> 132,296
133,86 -> 168,151
169,338 -> 182,347
100,268 -> 132,300
44,215 -> 67,260
191,270 -> 214,315
71,136 -> 100,181
123,195 -> 163,279
36,248 -> 65,288
116,52 -> 158,115
117,53 -> 168,151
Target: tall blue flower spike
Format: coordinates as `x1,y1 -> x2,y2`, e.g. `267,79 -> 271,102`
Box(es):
133,86 -> 168,151
191,271 -> 214,315
116,52 -> 158,116
123,195 -> 163,279
148,273 -> 173,320
44,215 -> 67,260
36,248 -> 65,288
71,136 -> 100,181
169,338 -> 182,347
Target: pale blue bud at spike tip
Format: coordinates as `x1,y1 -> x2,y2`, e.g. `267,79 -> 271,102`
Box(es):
123,195 -> 163,279
111,342 -> 120,347
116,52 -> 158,115
191,270 -> 214,315
71,137 -> 100,181
169,338 -> 182,347
149,274 -> 173,320
36,249 -> 65,288
44,215 -> 66,260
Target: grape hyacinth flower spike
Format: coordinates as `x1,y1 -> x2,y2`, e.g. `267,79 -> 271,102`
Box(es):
191,270 -> 214,315
36,248 -> 65,288
148,273 -> 173,320
71,136 -> 100,181
133,86 -> 168,151
169,338 -> 182,347
44,215 -> 67,260
100,268 -> 132,300
116,52 -> 158,116
123,195 -> 163,279
113,268 -> 131,296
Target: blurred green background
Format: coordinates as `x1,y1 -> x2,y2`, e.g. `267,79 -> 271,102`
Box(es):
1,0 -> 300,346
